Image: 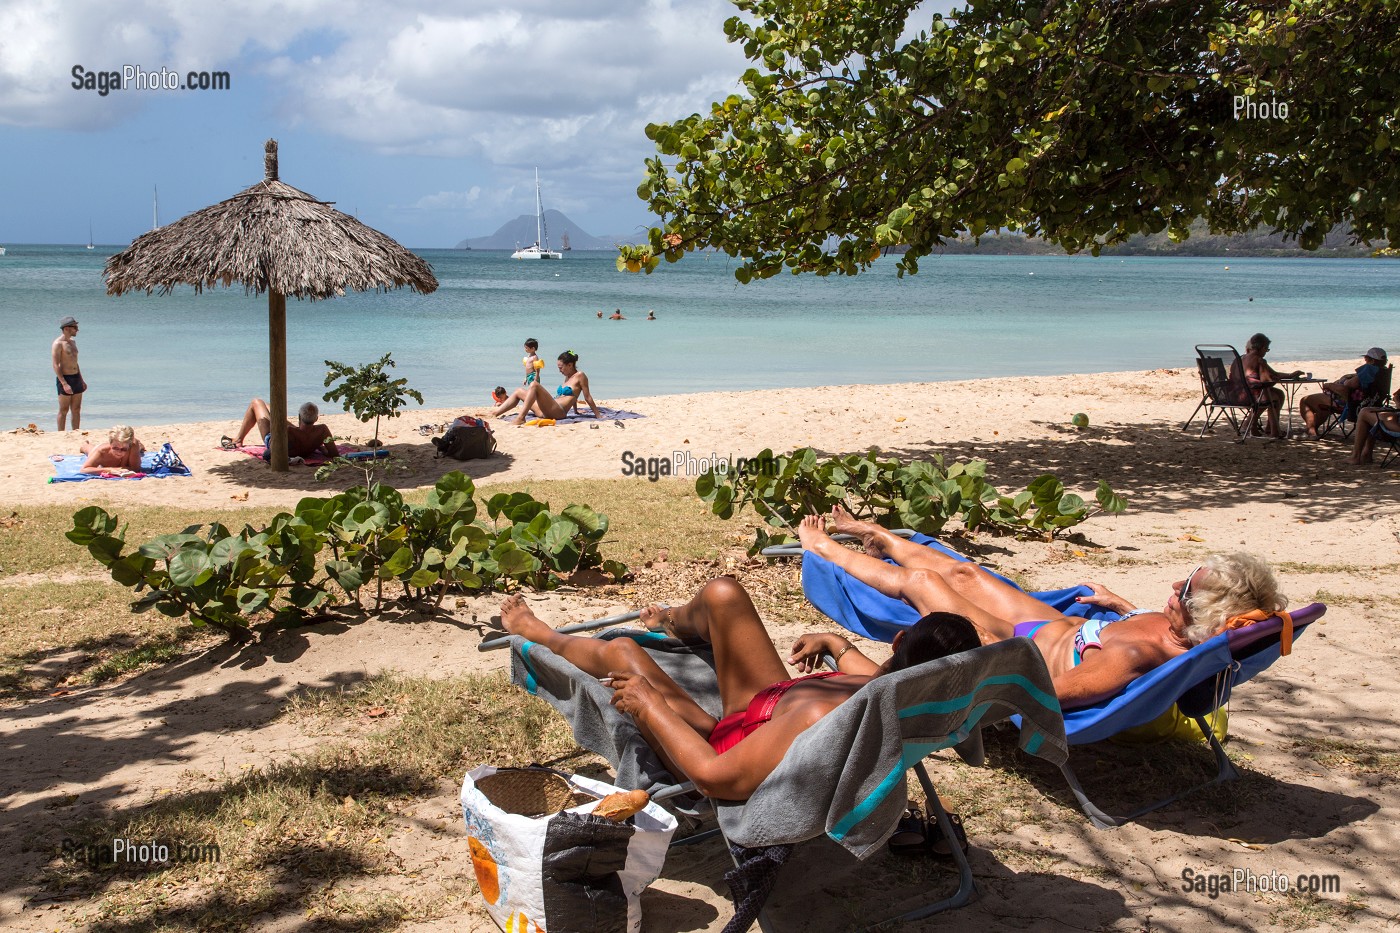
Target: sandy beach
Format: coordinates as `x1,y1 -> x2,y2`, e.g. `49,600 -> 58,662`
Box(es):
3,361 -> 1398,931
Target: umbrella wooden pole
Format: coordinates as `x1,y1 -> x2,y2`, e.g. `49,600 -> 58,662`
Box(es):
268,291 -> 289,471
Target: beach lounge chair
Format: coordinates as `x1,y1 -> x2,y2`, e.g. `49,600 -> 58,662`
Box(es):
507,629 -> 1068,931
1320,362 -> 1393,440
1374,413 -> 1400,467
1182,345 -> 1272,437
799,534 -> 1325,828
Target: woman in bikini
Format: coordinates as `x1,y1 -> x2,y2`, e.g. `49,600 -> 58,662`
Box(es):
498,579 -> 979,801
490,350 -> 602,426
796,508 -> 1287,709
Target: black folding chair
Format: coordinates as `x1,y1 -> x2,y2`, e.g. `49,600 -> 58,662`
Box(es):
1182,345 -> 1271,437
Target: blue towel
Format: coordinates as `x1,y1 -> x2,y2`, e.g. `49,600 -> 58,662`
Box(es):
801,532 -> 1116,643
49,450 -> 192,482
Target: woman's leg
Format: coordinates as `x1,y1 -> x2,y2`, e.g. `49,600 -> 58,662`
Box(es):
652,576 -> 791,717
797,515 -> 1061,639
512,383 -> 564,425
491,388 -> 530,418
499,595 -> 716,735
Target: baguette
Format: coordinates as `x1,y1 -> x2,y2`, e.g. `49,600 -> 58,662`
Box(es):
592,789 -> 649,821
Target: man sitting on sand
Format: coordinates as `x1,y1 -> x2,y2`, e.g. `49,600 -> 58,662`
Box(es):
796,509 -> 1287,709
227,399 -> 337,461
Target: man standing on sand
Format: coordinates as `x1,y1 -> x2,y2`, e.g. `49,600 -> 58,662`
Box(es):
52,316 -> 86,431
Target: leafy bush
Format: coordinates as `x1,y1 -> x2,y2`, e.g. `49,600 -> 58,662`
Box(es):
68,473 -> 628,643
695,448 -> 1126,554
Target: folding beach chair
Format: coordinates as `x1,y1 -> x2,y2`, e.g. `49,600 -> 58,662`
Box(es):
800,535 -> 1325,828
1320,363 -> 1393,440
1182,345 -> 1272,437
507,629 -> 1069,931
1374,413 -> 1400,467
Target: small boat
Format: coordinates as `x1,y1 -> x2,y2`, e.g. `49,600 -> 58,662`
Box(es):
0,246 -> 6,256
86,221 -> 95,250
511,169 -> 562,260
561,232 -> 571,252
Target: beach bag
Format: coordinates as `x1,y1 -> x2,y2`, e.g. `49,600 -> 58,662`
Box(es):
460,765 -> 677,933
148,442 -> 188,475
433,416 -> 495,460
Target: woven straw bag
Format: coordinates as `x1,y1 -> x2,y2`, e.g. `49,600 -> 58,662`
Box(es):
474,768 -> 576,818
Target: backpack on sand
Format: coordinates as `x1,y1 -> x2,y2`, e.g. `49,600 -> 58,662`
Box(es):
432,416 -> 496,461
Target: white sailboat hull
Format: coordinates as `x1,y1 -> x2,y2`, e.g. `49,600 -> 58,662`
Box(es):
511,245 -> 562,260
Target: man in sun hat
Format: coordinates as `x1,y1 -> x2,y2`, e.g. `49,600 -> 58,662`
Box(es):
52,315 -> 86,430
1299,347 -> 1390,438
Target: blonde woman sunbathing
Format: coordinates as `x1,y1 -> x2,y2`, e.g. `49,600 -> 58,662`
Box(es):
796,509 -> 1287,709
499,579 -> 979,801
79,425 -> 145,475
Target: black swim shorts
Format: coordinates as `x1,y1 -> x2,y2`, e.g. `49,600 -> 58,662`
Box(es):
56,373 -> 87,396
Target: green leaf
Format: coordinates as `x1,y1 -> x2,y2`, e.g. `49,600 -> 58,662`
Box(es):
380,546 -> 414,578
168,548 -> 213,588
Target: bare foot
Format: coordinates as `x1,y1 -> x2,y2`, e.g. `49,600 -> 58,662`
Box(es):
796,513 -> 832,551
829,505 -> 885,556
639,604 -> 674,634
499,595 -> 554,641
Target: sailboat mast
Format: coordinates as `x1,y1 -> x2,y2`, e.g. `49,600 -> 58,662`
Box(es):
535,168 -> 546,249
152,186 -> 159,231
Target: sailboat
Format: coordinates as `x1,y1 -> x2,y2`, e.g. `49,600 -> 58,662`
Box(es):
560,232 -> 571,252
511,169 -> 562,260
152,185 -> 160,231
86,221 -> 95,250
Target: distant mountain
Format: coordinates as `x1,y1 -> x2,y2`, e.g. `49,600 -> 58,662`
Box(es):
932,222 -> 1374,257
454,211 -> 646,250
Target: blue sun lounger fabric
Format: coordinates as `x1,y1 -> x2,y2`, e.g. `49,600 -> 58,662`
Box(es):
509,630 -> 1067,857
801,532 -> 1118,644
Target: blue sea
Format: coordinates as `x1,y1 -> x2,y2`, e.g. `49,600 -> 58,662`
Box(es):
1,244 -> 1397,428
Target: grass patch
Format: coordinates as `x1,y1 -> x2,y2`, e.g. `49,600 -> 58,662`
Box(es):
1270,892 -> 1368,930
1291,737 -> 1400,783
0,580 -> 215,703
33,671 -> 582,931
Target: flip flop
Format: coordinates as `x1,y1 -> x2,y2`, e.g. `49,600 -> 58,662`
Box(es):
219,435 -> 238,450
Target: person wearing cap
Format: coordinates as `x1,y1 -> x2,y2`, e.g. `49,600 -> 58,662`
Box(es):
1299,348 -> 1390,439
51,316 -> 86,430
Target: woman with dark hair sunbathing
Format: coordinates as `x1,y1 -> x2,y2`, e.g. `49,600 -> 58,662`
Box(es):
489,350 -> 601,426
796,509 -> 1287,709
499,577 -> 980,801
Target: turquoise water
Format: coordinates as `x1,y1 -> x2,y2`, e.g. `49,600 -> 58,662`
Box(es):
1,244 -> 1397,428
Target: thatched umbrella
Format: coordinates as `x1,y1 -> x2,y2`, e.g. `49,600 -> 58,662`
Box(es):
105,139 -> 438,471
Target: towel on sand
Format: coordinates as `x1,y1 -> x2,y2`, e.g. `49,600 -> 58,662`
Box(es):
223,443 -> 370,465
498,406 -> 645,425
49,449 -> 192,482
511,630 -> 1066,858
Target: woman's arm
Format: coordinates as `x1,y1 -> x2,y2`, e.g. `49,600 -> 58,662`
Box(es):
611,671 -> 818,800
126,440 -> 145,471
79,445 -> 110,474
577,374 -> 602,417
788,633 -> 881,675
1073,582 -> 1136,616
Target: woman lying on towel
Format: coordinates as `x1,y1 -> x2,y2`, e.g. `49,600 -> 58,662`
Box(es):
796,508 -> 1287,710
79,424 -> 145,476
489,350 -> 602,426
499,579 -> 979,801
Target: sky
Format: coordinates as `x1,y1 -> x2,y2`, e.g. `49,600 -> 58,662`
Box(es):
0,0 -> 800,248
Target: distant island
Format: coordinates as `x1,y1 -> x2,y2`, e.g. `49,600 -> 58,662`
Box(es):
454,211 -> 646,251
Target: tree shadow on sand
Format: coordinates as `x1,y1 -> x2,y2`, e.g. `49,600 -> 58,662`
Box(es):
202,441 -> 517,493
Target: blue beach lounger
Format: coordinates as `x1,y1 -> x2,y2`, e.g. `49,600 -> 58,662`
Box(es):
799,534 -> 1325,828
508,629 -> 1068,930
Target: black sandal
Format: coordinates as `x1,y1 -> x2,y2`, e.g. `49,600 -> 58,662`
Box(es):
887,805 -> 931,857
927,812 -> 970,860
